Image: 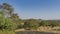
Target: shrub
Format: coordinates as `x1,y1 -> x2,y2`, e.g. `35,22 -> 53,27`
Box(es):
0,30 -> 15,34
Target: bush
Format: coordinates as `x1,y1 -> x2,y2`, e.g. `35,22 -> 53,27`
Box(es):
0,17 -> 17,30
24,19 -> 39,30
0,30 -> 15,34
0,11 -> 18,34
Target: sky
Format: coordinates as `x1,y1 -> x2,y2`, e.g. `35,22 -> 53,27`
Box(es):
0,0 -> 60,20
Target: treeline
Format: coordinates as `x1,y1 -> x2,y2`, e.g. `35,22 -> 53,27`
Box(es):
18,19 -> 60,30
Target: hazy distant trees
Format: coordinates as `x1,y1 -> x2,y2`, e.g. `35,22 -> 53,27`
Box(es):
39,20 -> 60,27
23,19 -> 60,30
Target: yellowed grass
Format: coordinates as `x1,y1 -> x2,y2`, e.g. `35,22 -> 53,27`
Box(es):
37,26 -> 60,33
15,28 -> 25,32
15,26 -> 60,34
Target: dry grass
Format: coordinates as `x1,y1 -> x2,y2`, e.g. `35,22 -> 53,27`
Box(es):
15,28 -> 25,32
15,26 -> 60,34
37,26 -> 60,33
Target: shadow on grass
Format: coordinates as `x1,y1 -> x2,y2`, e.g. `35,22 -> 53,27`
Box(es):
16,31 -> 58,34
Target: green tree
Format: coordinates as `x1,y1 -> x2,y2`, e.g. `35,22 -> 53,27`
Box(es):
2,3 -> 13,16
0,3 -> 18,34
11,13 -> 19,20
0,11 -> 17,34
39,20 -> 49,26
0,3 -> 14,17
24,19 -> 40,30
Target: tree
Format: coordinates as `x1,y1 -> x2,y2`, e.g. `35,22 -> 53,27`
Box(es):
0,3 -> 14,17
11,13 -> 19,20
0,11 -> 17,33
24,19 -> 40,30
39,20 -> 49,26
17,19 -> 24,29
0,3 -> 18,34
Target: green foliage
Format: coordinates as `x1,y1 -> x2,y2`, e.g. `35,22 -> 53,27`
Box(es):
24,19 -> 40,29
39,20 -> 60,27
4,18 -> 17,30
17,20 -> 24,28
0,30 -> 15,34
39,21 -> 49,26
49,20 -> 60,27
0,11 -> 17,30
2,3 -> 14,16
0,3 -> 19,34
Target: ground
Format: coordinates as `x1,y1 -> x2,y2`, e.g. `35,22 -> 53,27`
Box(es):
15,26 -> 60,34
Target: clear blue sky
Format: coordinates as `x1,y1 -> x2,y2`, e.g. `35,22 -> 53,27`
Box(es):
0,0 -> 60,20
